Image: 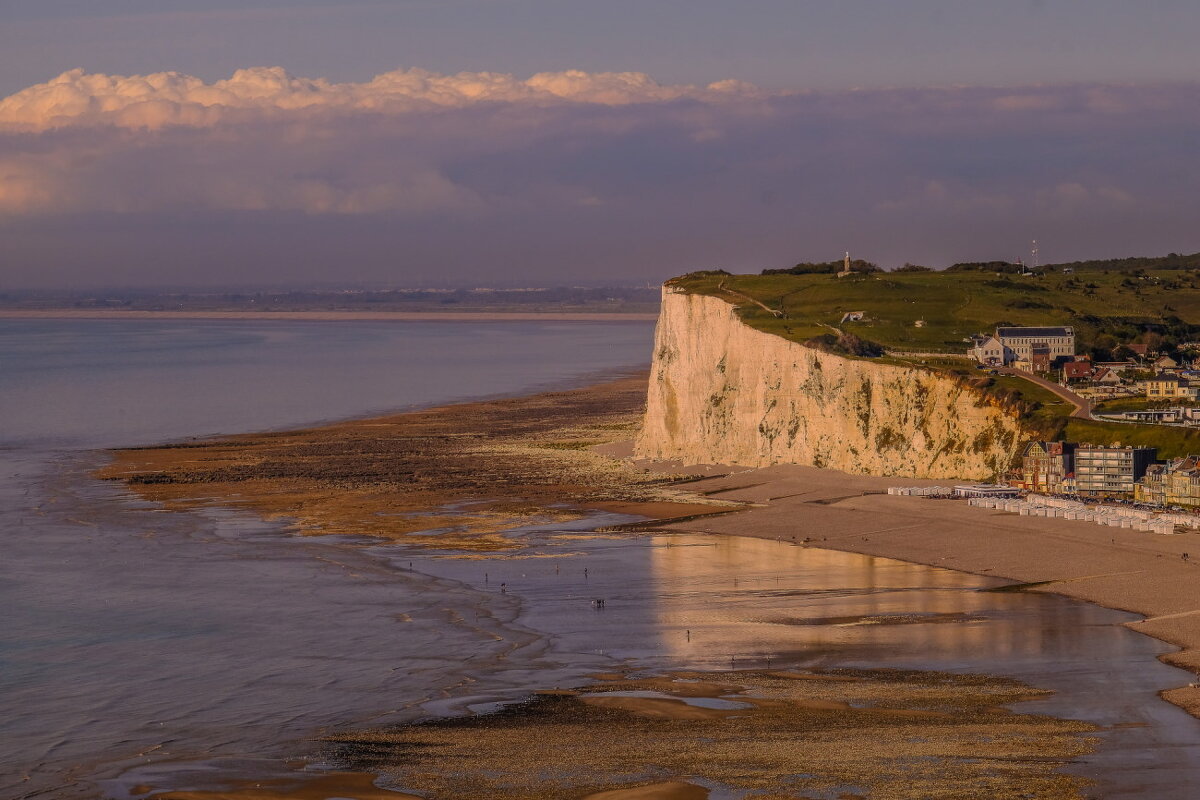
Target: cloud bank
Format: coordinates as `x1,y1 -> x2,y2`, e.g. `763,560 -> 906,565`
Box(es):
0,67 -> 759,130
1,67 -> 1198,286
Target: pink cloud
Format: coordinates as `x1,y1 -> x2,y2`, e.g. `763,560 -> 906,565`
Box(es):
0,67 -> 766,132
1,66 -> 1198,287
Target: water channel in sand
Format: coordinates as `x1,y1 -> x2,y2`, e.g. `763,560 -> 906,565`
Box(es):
5,319 -> 1200,798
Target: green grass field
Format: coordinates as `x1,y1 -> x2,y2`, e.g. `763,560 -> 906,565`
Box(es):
1092,396 -> 1174,413
670,267 -> 1200,354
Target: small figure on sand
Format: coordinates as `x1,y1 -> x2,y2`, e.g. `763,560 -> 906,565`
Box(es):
591,598 -> 605,609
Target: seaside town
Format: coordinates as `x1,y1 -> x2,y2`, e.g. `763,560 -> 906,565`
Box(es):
891,323 -> 1200,533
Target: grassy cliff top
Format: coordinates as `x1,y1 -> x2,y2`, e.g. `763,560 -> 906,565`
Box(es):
668,267 -> 1200,354
667,264 -> 1200,457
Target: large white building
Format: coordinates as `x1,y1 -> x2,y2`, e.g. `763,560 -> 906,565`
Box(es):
970,325 -> 1075,366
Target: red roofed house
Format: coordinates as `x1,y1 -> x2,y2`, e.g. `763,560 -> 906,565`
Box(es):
1062,359 -> 1094,382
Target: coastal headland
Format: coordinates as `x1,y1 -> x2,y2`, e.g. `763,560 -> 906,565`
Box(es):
94,259 -> 1200,795
627,275 -> 1200,717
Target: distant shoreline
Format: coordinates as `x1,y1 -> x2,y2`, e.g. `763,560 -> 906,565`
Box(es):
0,309 -> 659,322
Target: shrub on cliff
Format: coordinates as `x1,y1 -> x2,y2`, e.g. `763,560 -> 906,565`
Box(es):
947,261 -> 1024,273
803,331 -> 884,358
677,269 -> 730,279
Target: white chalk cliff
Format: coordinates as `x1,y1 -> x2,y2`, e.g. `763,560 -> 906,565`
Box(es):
635,287 -> 1023,479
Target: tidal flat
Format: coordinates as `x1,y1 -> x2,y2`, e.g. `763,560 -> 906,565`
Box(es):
319,669 -> 1095,800
96,373 -> 722,549
97,373 -> 1200,799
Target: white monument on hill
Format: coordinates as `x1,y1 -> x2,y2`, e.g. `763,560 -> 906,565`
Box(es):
837,251 -> 853,278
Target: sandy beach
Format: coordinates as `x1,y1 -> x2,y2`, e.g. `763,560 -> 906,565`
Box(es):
0,309 -> 659,322
610,455 -> 1200,717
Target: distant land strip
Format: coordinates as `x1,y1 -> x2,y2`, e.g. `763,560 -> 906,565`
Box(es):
0,309 -> 660,322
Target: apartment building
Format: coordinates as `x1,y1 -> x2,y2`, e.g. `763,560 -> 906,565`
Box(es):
1074,445 -> 1158,497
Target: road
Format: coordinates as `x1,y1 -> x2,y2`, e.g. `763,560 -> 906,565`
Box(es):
997,368 -> 1094,419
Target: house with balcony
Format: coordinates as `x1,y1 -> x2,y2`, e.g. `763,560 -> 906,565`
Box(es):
1136,456 -> 1200,508
1014,441 -> 1076,493
1145,373 -> 1198,400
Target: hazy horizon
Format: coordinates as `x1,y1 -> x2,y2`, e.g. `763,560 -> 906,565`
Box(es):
3,3 -> 1199,289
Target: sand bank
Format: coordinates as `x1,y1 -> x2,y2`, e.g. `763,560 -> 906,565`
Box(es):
0,309 -> 658,322
617,456 -> 1200,717
327,669 -> 1093,799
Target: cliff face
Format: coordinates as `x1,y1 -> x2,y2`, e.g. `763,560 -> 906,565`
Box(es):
634,288 -> 1023,479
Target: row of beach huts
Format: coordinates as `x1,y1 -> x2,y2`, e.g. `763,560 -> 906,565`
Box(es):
966,496 -> 1180,534
887,484 -> 1198,535
886,485 -> 1018,498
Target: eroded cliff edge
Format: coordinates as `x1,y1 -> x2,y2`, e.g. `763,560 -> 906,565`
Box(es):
634,287 -> 1024,479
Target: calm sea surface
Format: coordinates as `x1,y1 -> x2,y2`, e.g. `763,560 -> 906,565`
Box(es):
0,318 -> 655,798
2,319 -> 1200,799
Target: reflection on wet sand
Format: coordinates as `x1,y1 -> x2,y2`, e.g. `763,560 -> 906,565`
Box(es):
646,535 -> 1099,668
405,530 -> 1200,798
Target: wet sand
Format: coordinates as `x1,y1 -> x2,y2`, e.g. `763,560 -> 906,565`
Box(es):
97,375 -> 1200,797
96,374 -> 726,551
141,772 -> 421,800
615,456 -> 1200,718
323,669 -> 1094,800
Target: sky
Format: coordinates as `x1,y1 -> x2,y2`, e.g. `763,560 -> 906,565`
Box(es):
2,1 -> 1199,288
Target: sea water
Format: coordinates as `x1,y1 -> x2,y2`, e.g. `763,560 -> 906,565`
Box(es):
0,318 -> 655,798
3,319 -> 1200,799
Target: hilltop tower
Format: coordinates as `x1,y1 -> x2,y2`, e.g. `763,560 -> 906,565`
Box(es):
837,251 -> 853,278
